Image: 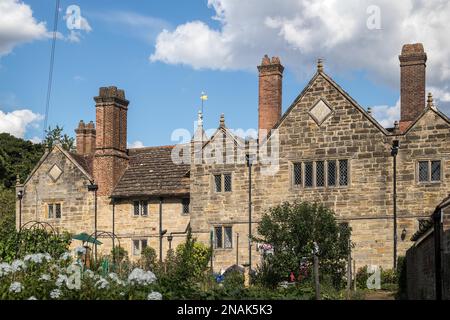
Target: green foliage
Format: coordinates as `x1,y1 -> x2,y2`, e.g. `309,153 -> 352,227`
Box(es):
111,246 -> 128,264
139,246 -> 157,271
254,201 -> 351,288
0,133 -> 44,188
355,266 -> 369,289
154,228 -> 212,299
43,126 -> 75,152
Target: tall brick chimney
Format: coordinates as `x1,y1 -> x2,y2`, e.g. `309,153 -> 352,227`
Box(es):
93,86 -> 129,196
75,120 -> 96,155
258,55 -> 284,141
399,43 -> 427,128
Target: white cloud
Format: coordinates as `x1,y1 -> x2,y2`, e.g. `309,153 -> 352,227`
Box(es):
150,0 -> 450,95
128,140 -> 145,148
91,11 -> 169,43
0,109 -> 43,138
0,0 -> 48,56
370,99 -> 400,128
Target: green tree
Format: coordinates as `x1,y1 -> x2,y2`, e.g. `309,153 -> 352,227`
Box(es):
0,133 -> 44,188
254,201 -> 351,288
43,125 -> 75,152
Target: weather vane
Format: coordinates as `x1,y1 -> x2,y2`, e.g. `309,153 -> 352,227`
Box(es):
200,91 -> 208,114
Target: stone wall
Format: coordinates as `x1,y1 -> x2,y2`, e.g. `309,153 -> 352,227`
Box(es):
406,206 -> 450,300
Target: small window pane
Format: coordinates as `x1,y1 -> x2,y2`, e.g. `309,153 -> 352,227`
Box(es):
431,161 -> 441,182
339,160 -> 348,186
182,198 -> 190,214
48,204 -> 54,219
133,201 -> 140,216
418,161 -> 429,182
141,240 -> 148,250
215,226 -> 223,248
316,161 -> 325,187
55,203 -> 61,219
224,174 -> 232,192
304,162 -> 313,187
327,160 -> 336,187
224,227 -> 232,248
133,240 -> 140,256
214,175 -> 222,192
293,163 -> 302,186
141,201 -> 148,216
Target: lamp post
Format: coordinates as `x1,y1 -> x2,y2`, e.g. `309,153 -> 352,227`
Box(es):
17,190 -> 23,230
246,153 -> 255,272
391,140 -> 399,270
87,183 -> 98,262
167,234 -> 173,252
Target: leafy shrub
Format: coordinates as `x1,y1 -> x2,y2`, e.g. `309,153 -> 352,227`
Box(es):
355,266 -> 369,289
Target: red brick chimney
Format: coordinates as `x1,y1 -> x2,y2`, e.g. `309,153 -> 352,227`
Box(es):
75,120 -> 96,155
399,43 -> 427,130
93,86 -> 129,196
258,55 -> 284,141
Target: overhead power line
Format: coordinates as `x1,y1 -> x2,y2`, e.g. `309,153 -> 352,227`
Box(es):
42,0 -> 61,140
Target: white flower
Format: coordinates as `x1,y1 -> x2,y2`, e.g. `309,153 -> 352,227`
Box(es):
9,282 -> 23,293
11,259 -> 26,272
128,268 -> 156,286
147,291 -> 163,300
28,296 -> 38,300
56,274 -> 68,287
84,269 -> 95,279
74,246 -> 86,255
0,262 -> 12,277
24,253 -> 52,264
39,274 -> 51,281
50,289 -> 62,299
95,277 -> 109,290
59,252 -> 71,261
108,273 -> 125,285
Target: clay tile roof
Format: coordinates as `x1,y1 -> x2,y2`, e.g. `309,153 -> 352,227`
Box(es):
111,145 -> 190,198
69,152 -> 94,177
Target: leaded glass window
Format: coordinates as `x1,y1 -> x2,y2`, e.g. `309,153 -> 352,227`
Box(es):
304,162 -> 313,187
316,161 -> 325,187
327,160 -> 336,187
293,163 -> 302,186
339,160 -> 348,186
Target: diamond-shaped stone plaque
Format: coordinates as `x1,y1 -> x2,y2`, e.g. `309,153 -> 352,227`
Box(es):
309,99 -> 333,126
48,164 -> 63,182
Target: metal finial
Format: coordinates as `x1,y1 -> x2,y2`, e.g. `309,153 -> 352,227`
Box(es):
197,110 -> 203,127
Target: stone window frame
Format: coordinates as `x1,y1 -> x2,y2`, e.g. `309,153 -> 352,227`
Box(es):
131,200 -> 149,217
211,172 -> 233,194
416,159 -> 443,185
291,158 -> 351,189
214,225 -> 233,250
131,238 -> 148,256
45,201 -> 63,220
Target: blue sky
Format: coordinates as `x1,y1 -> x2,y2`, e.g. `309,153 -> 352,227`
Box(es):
0,0 -> 449,147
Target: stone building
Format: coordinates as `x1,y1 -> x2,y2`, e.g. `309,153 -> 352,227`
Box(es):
16,43 -> 450,271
